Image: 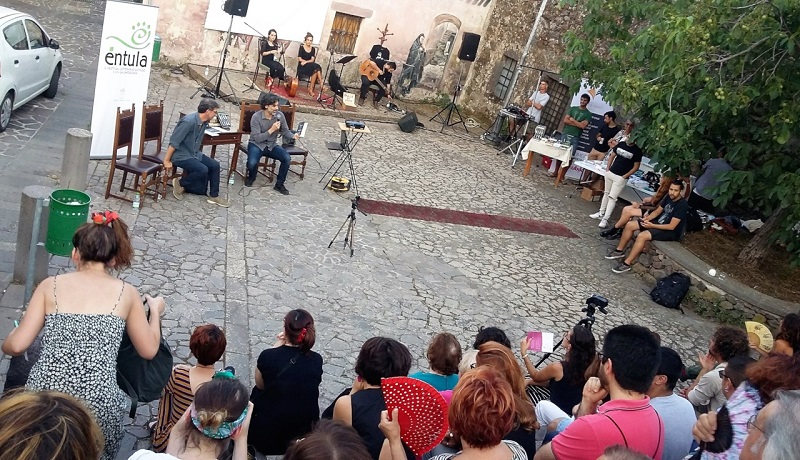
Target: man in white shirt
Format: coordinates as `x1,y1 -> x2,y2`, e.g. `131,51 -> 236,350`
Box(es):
647,347 -> 697,460
510,81 -> 550,135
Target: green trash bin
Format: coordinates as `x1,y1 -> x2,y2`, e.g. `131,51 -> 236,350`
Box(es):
152,35 -> 161,62
45,189 -> 91,257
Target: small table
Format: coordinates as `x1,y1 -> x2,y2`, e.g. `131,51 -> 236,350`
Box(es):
320,122 -> 371,193
202,129 -> 243,162
521,139 -> 574,186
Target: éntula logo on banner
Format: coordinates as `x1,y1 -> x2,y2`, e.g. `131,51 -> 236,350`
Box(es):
104,21 -> 152,67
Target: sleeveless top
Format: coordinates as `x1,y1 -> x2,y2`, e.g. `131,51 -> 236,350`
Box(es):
26,275 -> 128,460
549,361 -> 584,414
152,366 -> 193,452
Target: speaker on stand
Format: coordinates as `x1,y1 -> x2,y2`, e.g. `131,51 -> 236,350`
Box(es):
458,32 -> 481,62
223,0 -> 250,16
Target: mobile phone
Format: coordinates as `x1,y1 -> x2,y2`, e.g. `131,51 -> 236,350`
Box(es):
13,320 -> 19,327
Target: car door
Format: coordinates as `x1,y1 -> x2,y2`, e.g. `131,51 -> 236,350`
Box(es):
1,18 -> 36,104
24,19 -> 53,95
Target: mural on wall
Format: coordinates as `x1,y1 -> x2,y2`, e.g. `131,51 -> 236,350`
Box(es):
419,21 -> 458,90
397,34 -> 426,96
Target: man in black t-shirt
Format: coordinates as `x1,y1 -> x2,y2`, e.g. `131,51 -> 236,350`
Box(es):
587,111 -> 621,161
590,140 -> 644,228
359,61 -> 396,109
605,179 -> 689,273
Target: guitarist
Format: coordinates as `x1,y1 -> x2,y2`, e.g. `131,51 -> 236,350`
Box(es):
358,60 -> 396,109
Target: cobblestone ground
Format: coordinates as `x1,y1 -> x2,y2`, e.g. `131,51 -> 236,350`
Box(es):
0,2 -> 720,458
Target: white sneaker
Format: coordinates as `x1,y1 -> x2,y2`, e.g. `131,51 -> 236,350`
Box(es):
589,211 -> 603,219
598,218 -> 608,228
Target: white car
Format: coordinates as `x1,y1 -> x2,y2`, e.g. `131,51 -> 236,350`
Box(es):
0,6 -> 63,132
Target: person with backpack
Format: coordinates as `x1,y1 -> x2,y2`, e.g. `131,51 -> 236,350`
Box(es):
605,179 -> 689,273
2,212 -> 165,460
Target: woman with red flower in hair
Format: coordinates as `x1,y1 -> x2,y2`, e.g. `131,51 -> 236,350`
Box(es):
248,309 -> 323,455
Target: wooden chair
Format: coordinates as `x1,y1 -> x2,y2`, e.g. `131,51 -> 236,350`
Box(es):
231,103 -> 308,183
138,100 -> 182,194
105,104 -> 163,206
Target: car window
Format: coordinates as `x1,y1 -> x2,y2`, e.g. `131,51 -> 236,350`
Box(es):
3,20 -> 29,51
24,20 -> 45,49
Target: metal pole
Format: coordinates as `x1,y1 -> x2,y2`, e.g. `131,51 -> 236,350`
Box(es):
24,197 -> 45,305
502,0 -> 549,109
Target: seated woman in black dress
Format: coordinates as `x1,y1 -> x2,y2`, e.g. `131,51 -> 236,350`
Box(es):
297,32 -> 323,96
332,336 -> 414,460
260,29 -> 285,85
248,309 -> 323,455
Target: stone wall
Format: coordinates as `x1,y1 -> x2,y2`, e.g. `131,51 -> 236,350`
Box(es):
636,243 -> 796,333
458,0 -> 586,123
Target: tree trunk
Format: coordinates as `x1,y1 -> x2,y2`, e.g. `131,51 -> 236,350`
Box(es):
737,207 -> 786,268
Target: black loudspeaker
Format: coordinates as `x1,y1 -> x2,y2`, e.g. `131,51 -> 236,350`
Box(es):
398,112 -> 418,133
223,0 -> 250,16
458,33 -> 481,62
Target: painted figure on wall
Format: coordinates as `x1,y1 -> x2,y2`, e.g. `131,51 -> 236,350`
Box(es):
398,33 -> 426,96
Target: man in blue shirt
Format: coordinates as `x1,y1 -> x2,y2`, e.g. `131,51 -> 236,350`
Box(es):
163,98 -> 228,207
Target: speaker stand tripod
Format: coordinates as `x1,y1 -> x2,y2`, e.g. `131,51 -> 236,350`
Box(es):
430,64 -> 468,133
191,14 -> 239,104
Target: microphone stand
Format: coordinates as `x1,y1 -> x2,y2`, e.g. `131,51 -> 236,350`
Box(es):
316,32 -> 341,108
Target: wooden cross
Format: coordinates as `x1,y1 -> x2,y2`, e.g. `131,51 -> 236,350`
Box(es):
377,24 -> 393,46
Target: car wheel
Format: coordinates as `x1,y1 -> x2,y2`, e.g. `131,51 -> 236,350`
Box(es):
0,92 -> 13,132
44,66 -> 60,98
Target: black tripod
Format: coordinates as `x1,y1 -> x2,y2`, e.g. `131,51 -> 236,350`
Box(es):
328,197 -> 367,257
534,295 -> 609,367
191,14 -> 239,104
430,63 -> 468,133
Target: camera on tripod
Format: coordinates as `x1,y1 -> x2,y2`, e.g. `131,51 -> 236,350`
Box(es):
583,294 -> 609,317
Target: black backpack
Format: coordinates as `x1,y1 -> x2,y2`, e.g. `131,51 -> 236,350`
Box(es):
116,330 -> 173,418
686,208 -> 704,233
650,272 -> 690,312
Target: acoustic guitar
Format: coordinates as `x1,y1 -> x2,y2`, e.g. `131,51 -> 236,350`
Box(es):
284,76 -> 299,97
358,59 -> 390,95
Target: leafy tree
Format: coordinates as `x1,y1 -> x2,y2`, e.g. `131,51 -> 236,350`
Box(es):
559,0 -> 800,267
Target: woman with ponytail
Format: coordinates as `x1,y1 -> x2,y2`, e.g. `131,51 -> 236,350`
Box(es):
248,309 -> 323,455
2,211 -> 166,460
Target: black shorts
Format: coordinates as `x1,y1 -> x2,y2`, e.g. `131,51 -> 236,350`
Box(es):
646,228 -> 681,241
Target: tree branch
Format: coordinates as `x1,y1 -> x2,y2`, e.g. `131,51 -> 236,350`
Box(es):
713,36 -> 770,63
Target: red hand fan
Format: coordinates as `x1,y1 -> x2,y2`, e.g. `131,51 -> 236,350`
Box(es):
382,376 -> 449,456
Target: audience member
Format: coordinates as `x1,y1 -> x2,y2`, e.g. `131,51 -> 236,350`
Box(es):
333,337 -> 414,460
151,374 -> 251,460
477,342 -> 539,458
249,309 -> 323,455
687,149 -> 732,214
522,325 -> 596,415
590,138 -> 644,229
587,111 -> 621,161
756,390 -> 800,460
284,419 -> 372,460
163,98 -> 229,207
410,332 -> 462,391
2,213 -> 165,460
691,354 -> 800,459
597,445 -> 652,460
0,390 -> 103,460
605,179 -> 689,273
473,326 -> 512,349
152,324 -> 226,451
682,326 -> 750,413
534,325 -> 664,460
752,313 -> 799,357
380,366 -> 528,460
646,347 -> 697,460
608,120 -> 634,149
459,350 -> 478,375
720,355 -> 755,399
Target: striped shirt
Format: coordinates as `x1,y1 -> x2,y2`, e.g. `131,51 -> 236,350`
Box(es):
151,366 -> 193,452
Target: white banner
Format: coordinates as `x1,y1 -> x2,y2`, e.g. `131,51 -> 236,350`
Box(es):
565,80 -> 614,180
90,1 -> 159,159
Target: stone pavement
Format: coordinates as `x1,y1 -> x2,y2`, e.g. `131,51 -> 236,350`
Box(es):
0,2 -> 720,459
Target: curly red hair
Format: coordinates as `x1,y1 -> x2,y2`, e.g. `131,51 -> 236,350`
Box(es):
746,354 -> 800,403
448,366 -> 515,449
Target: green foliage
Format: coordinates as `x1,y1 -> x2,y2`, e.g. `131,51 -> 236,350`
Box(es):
559,0 -> 800,263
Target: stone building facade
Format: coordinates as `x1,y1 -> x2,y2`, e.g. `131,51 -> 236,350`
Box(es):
457,0 -> 586,131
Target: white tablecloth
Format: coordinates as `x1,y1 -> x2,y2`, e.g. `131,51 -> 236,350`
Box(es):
521,139 -> 573,163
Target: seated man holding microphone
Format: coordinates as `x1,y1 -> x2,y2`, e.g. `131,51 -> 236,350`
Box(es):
246,93 -> 299,194
605,179 -> 689,273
